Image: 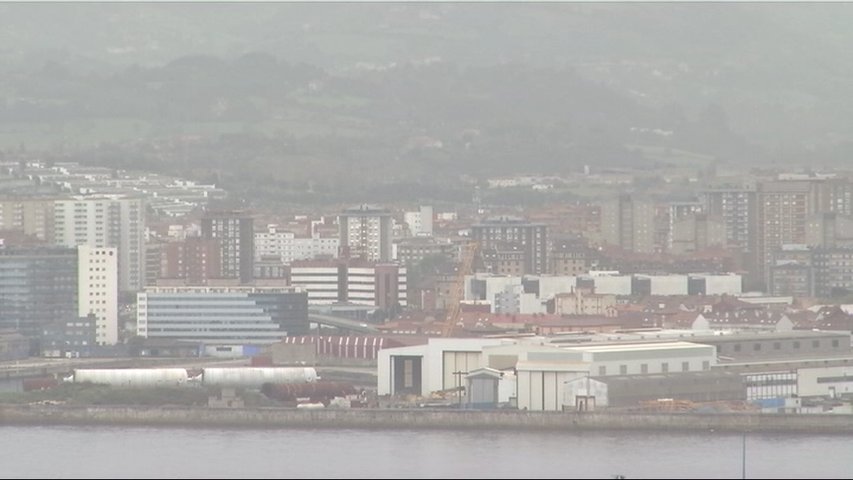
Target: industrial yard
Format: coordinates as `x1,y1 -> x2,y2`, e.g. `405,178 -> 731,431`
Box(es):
0,363 -> 374,411
1,358 -> 853,435
3,328 -> 853,420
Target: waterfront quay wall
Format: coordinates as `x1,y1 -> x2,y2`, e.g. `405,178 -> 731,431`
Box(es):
2,405 -> 853,433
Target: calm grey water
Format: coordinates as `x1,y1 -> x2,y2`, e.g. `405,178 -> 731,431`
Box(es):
1,426 -> 851,479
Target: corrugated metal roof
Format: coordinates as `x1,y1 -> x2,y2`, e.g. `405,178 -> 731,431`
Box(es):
563,341 -> 711,353
466,367 -> 504,378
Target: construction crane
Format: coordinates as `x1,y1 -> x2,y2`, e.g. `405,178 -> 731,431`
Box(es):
441,241 -> 479,337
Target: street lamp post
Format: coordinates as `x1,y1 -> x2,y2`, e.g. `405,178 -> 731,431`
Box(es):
452,370 -> 468,408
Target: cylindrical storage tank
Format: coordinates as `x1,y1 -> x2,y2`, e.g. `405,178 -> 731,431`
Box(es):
202,367 -> 318,389
73,368 -> 189,387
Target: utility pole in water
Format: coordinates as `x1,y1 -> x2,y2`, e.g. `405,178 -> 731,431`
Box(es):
742,431 -> 747,479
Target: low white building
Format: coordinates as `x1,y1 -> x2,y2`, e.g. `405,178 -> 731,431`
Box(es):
563,376 -> 609,411
529,275 -> 578,300
798,365 -> 853,398
493,284 -> 546,315
693,273 -> 743,295
640,275 -> 690,296
586,273 -> 633,296
465,274 -> 521,306
561,341 -> 717,377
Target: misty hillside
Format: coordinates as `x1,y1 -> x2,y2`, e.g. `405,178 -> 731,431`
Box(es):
1,3 -> 852,200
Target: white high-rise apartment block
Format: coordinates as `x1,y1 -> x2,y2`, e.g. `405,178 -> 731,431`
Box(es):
289,261 -> 407,308
255,226 -> 297,262
255,224 -> 340,263
54,195 -> 145,293
77,245 -> 119,345
339,205 -> 393,262
295,236 -> 339,260
600,194 -> 657,254
404,205 -> 433,237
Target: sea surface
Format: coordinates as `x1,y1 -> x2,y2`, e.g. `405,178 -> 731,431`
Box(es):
1,425 -> 851,479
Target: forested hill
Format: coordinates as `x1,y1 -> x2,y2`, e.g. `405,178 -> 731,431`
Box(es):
1,3 -> 852,202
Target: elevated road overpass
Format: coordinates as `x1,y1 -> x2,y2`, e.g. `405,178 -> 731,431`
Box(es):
307,313 -> 380,334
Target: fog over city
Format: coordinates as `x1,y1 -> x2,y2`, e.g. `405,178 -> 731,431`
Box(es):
1,3 -> 853,479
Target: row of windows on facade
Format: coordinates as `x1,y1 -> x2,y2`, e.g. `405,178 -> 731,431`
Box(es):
729,339 -> 841,352
145,319 -> 279,324
744,374 -> 797,388
147,327 -> 282,333
44,339 -> 91,346
600,361 -> 711,376
144,305 -> 301,311
144,313 -> 275,318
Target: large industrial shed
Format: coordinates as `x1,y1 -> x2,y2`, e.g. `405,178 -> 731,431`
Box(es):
690,331 -> 852,362
515,360 -> 589,411
599,370 -> 746,408
377,338 -> 511,396
378,338 -> 723,411
478,342 -> 592,411
510,341 -> 718,411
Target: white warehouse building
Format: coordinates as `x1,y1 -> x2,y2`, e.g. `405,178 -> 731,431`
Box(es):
465,274 -> 521,306
377,338 -> 514,397
560,342 -> 717,377
531,275 -> 578,301
377,338 -> 718,411
465,272 -> 742,301
586,273 -> 633,296
641,275 -> 690,296
797,365 -> 853,399
692,273 -> 743,295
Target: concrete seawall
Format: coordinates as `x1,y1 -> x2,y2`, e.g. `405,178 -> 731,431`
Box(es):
2,405 -> 853,433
